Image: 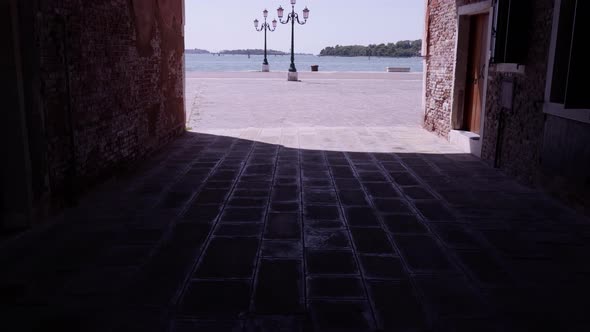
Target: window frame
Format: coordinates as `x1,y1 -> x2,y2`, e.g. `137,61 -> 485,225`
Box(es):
544,0 -> 590,124
492,0 -> 530,65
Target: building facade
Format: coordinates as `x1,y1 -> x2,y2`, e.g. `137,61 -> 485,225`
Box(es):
423,0 -> 589,212
2,0 -> 185,228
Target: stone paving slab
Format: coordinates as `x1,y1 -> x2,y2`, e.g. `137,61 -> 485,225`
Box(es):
2,134 -> 588,331
1,73 -> 589,331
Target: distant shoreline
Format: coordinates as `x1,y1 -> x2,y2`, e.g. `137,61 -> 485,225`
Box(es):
185,71 -> 423,80
185,49 -> 313,56
317,55 -> 423,59
184,53 -> 423,72
186,51 -> 314,56
185,53 -> 423,58
319,40 -> 422,57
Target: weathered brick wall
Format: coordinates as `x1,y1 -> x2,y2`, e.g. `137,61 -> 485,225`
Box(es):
424,0 -> 550,174
423,0 -> 457,138
480,0 -> 553,184
481,0 -> 590,212
36,0 -> 185,207
424,0 -> 489,138
426,0 -> 588,212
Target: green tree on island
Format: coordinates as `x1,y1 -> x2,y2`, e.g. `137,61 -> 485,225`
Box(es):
185,48 -> 211,54
319,40 -> 421,57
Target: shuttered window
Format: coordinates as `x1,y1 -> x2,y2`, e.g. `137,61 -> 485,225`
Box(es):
550,0 -> 590,109
493,0 -> 531,64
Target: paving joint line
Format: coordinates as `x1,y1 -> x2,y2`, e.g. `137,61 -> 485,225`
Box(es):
168,137 -> 255,316
374,153 -> 492,323
248,143 -> 280,313
325,151 -> 379,330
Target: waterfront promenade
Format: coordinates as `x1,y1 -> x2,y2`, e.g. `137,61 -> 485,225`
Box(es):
185,71 -> 457,154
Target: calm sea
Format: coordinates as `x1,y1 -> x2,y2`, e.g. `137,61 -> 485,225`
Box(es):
185,53 -> 423,72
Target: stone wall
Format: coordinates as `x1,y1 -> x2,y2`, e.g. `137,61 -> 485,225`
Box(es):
29,0 -> 185,214
482,0 -> 589,212
424,0 -> 550,177
480,0 -> 554,185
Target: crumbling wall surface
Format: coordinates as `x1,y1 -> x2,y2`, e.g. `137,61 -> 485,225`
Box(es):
423,0 -> 458,138
425,0 -> 588,212
37,0 -> 185,205
480,0 -> 553,184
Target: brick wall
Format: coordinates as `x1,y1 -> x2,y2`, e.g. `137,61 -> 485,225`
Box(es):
425,0 -> 589,212
424,0 -> 491,138
424,0 -> 552,182
424,0 -> 549,171
34,0 -> 185,209
423,0 -> 458,138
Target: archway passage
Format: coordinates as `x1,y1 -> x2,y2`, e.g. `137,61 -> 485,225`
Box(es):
2,0 -> 590,331
3,129 -> 589,331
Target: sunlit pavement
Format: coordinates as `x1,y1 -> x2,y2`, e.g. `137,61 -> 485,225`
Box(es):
2,73 -> 589,331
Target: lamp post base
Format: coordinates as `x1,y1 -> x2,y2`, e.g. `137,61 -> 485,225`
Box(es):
287,71 -> 298,81
261,64 -> 270,72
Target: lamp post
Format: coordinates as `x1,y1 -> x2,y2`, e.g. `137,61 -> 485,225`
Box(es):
254,10 -> 277,72
278,0 -> 310,81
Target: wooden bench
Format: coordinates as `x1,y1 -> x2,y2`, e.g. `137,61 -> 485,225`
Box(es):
386,67 -> 411,72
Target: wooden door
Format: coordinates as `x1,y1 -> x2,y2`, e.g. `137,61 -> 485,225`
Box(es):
463,14 -> 489,134
2,0 -> 32,230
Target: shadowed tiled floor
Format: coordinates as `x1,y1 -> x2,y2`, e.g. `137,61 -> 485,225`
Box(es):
2,132 -> 589,331
3,73 -> 590,331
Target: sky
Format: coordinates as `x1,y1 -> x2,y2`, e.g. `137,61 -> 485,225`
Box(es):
184,0 -> 426,54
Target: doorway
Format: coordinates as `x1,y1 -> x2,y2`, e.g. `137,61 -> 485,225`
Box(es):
450,1 -> 493,156
462,13 -> 489,134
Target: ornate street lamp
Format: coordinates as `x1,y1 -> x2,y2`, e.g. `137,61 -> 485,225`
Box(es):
278,0 -> 310,81
254,9 -> 278,72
